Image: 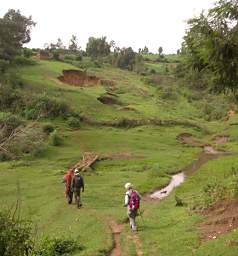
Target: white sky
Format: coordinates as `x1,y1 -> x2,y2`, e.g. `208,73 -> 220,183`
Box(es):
0,0 -> 216,53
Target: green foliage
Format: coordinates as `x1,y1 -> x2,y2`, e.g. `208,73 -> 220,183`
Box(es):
14,56 -> 36,66
0,9 -> 35,68
49,130 -> 63,146
25,93 -> 72,119
0,209 -> 34,256
36,236 -> 82,256
160,86 -> 179,100
23,48 -> 33,58
201,100 -> 228,121
112,47 -> 137,71
86,36 -> 110,58
182,0 -> 238,93
42,123 -> 55,135
67,117 -> 80,129
68,35 -> 79,53
52,51 -> 60,61
75,55 -> 82,61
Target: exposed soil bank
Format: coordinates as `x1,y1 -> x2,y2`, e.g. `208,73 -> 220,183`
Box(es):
200,199 -> 238,241
58,70 -> 100,86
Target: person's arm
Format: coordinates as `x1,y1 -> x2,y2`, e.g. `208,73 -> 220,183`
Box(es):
81,176 -> 84,192
70,176 -> 74,192
124,192 -> 129,207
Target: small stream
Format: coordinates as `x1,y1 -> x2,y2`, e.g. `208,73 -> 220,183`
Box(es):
150,146 -> 229,199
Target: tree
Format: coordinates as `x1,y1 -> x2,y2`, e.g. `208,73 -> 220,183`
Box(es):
182,0 -> 238,93
0,9 -> 35,71
56,38 -> 64,49
141,46 -> 149,54
113,47 -> 137,70
68,35 -> 79,52
86,36 -> 111,58
158,46 -> 163,55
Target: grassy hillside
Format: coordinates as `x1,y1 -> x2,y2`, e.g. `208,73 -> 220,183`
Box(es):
1,58 -> 238,255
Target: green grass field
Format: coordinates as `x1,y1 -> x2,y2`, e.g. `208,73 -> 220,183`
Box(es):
1,59 -> 238,255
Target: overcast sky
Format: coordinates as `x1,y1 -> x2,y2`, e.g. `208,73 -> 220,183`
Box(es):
1,0 -> 216,53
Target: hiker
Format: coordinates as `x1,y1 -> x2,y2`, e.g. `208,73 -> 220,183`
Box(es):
124,182 -> 141,232
71,169 -> 84,208
63,167 -> 74,204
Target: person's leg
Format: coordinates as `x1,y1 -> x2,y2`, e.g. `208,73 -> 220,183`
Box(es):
128,209 -> 137,231
66,189 -> 72,204
75,191 -> 81,208
68,191 -> 73,204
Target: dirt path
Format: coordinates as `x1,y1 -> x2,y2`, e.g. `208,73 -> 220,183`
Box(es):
128,234 -> 144,256
108,220 -> 144,256
109,220 -> 124,256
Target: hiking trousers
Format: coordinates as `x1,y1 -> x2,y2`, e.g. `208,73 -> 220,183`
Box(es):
127,208 -> 138,231
67,191 -> 73,204
74,190 -> 82,208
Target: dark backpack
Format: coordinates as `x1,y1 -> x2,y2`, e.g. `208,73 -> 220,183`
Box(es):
129,191 -> 140,210
74,175 -> 83,189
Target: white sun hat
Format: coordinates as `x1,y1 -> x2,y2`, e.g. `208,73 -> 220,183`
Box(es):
125,182 -> 133,189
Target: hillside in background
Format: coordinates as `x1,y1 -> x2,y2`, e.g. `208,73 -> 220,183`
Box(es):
1,54 -> 238,255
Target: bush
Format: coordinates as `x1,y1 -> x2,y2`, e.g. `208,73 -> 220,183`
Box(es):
201,100 -> 229,121
75,55 -> 82,61
49,130 -> 63,146
14,56 -> 35,66
36,236 -> 83,256
160,87 -> 179,101
0,209 -> 34,256
67,117 -> 80,129
25,93 -> 72,119
42,123 -> 55,134
0,113 -> 23,140
23,48 -> 33,58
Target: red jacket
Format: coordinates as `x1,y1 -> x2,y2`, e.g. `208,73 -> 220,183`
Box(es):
64,171 -> 74,193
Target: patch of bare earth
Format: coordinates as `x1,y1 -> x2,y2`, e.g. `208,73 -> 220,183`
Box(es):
109,220 -> 124,256
200,199 -> 238,241
212,135 -> 229,144
177,133 -> 205,147
58,69 -> 100,87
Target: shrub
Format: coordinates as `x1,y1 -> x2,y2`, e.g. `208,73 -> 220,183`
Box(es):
36,236 -> 83,256
0,210 -> 34,256
202,100 -> 228,121
25,93 -> 72,119
67,117 -> 80,129
49,130 -> 63,146
42,123 -> 55,134
14,56 -> 35,65
23,48 -> 33,58
160,87 -> 179,100
75,55 -> 82,61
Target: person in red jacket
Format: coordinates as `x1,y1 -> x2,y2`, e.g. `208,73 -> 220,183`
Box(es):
63,167 -> 74,204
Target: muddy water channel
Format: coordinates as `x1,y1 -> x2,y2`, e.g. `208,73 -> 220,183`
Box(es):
150,142 -> 230,200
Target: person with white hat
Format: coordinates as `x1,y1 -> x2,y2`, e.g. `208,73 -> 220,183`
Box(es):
71,168 -> 85,208
124,182 -> 141,231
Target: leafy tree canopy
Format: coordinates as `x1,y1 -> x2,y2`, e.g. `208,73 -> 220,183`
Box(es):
182,0 -> 238,93
86,36 -> 111,58
0,9 -> 35,69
